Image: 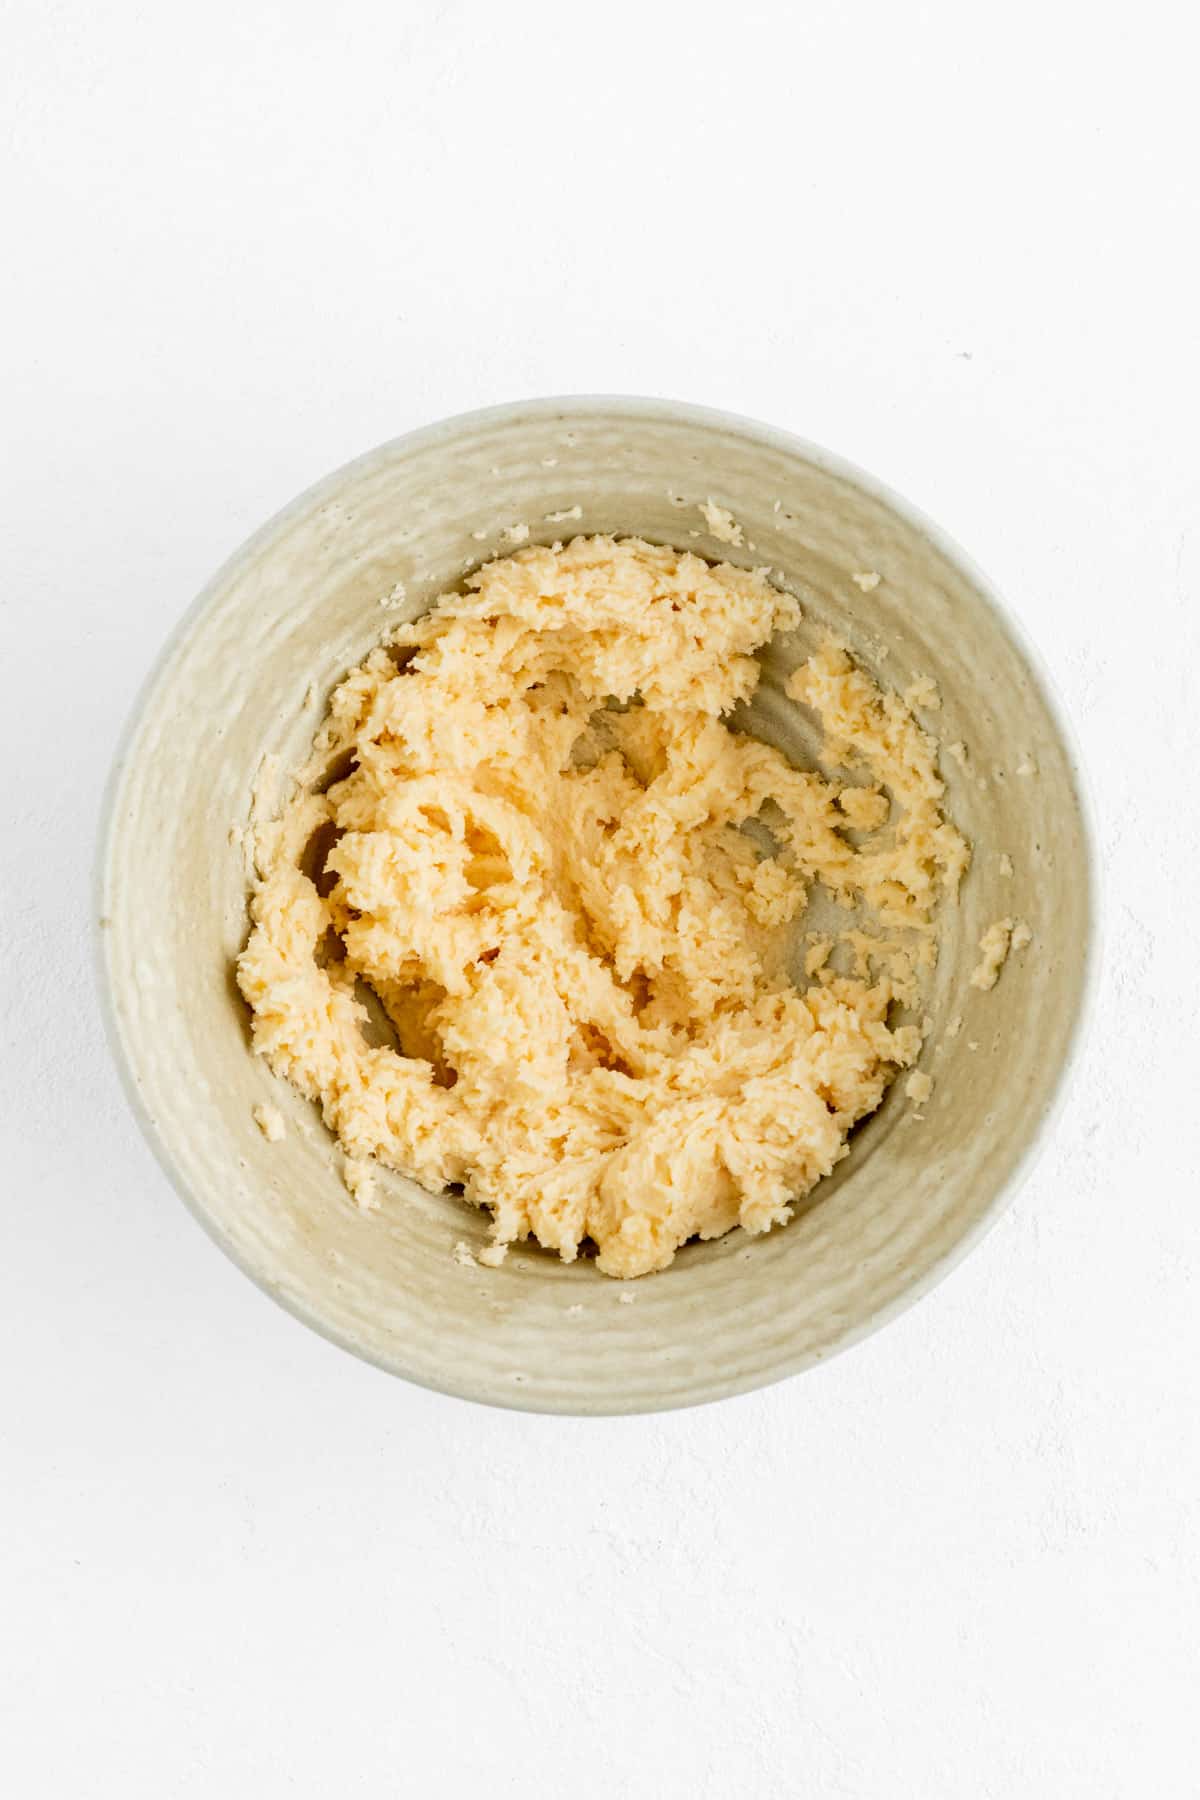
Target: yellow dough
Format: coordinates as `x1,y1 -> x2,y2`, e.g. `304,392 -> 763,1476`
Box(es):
238,536 -> 968,1277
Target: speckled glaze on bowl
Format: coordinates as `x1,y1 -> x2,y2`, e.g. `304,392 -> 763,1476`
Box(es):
97,398 -> 1096,1414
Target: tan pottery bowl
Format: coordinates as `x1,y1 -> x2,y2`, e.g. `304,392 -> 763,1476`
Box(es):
98,399 -> 1096,1413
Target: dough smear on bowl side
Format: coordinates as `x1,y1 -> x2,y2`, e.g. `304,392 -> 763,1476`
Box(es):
237,536 -> 969,1278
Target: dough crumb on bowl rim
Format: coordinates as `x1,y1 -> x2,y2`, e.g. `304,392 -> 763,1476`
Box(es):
252,1101 -> 286,1142
970,916 -> 1033,991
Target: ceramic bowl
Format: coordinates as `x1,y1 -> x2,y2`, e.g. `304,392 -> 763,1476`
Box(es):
97,398 -> 1096,1413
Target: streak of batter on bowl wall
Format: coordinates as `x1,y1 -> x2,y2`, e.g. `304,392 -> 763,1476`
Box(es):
237,533 -> 1020,1279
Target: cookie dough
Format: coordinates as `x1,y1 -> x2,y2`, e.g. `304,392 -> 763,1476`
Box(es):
252,1101 -> 285,1142
237,536 -> 968,1278
699,499 -> 744,545
970,917 -> 1032,991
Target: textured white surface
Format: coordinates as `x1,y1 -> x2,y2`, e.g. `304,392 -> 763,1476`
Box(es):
2,1 -> 1197,1793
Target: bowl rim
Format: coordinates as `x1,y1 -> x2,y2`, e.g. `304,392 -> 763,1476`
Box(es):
94,394 -> 1102,1414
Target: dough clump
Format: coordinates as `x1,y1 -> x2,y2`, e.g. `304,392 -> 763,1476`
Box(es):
238,537 -> 967,1277
970,917 -> 1032,991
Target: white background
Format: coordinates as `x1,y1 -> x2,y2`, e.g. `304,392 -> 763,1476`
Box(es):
3,2 -> 1198,1794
